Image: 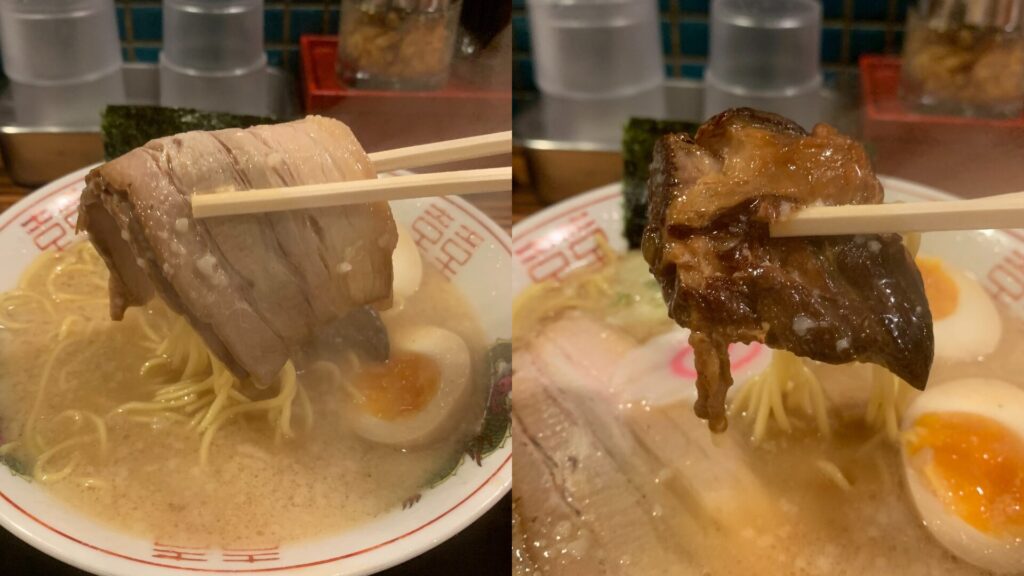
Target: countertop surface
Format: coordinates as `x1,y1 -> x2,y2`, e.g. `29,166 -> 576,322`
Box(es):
0,159 -> 27,214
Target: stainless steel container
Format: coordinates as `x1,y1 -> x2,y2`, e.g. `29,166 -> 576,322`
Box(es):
0,64 -> 299,186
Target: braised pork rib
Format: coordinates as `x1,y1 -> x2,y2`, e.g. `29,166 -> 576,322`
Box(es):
642,108 -> 933,432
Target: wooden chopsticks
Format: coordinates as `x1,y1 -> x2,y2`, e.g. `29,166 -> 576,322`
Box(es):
769,191 -> 1024,238
192,167 -> 510,218
192,131 -> 511,219
367,130 -> 511,172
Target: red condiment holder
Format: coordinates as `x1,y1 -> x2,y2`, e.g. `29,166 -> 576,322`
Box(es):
299,35 -> 511,156
859,55 -> 1024,199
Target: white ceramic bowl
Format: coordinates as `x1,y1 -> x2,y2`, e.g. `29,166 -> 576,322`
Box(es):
512,175 -> 1024,574
0,166 -> 512,576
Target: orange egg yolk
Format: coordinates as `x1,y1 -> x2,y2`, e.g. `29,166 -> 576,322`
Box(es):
916,257 -> 958,320
906,412 -> 1024,536
354,353 -> 440,421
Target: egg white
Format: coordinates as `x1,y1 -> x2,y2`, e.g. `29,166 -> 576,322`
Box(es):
349,325 -> 471,448
901,378 -> 1024,574
924,258 -> 1002,362
389,224 -> 423,311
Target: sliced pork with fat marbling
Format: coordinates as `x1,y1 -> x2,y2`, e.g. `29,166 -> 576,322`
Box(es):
78,116 -> 398,384
513,314 -> 788,575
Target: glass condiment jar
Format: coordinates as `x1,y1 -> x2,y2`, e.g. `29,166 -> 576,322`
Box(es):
901,0 -> 1024,118
336,0 -> 463,91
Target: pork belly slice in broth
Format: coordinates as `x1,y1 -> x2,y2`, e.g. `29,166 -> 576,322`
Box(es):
642,108 -> 933,432
78,116 -> 398,384
514,352 -> 690,575
513,314 -> 785,575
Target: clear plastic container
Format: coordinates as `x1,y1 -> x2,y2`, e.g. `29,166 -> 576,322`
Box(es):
163,0 -> 265,72
0,0 -> 124,83
541,86 -> 667,144
526,0 -> 664,99
901,2 -> 1024,118
0,0 -> 125,126
160,0 -> 267,114
159,53 -> 268,116
703,0 -> 822,128
336,0 -> 463,91
11,70 -> 124,126
703,77 -> 822,128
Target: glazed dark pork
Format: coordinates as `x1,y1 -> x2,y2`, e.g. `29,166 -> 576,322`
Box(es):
642,108 -> 933,432
78,116 -> 397,385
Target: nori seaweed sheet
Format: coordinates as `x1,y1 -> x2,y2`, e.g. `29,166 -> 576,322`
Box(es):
424,339 -> 512,489
622,118 -> 698,248
0,453 -> 27,478
102,105 -> 278,160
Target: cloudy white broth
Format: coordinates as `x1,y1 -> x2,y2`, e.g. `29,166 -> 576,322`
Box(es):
0,238 -> 489,547
512,249 -> 1024,575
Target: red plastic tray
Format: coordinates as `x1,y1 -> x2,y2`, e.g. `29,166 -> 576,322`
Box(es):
860,54 -> 1024,127
300,35 -> 509,113
298,35 -> 511,154
859,55 -> 1024,198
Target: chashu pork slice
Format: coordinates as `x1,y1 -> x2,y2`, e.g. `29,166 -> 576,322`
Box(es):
78,115 -> 398,384
642,108 -> 933,432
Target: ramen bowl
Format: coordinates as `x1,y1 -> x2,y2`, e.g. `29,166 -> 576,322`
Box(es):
0,166 -> 512,576
511,176 -> 1024,574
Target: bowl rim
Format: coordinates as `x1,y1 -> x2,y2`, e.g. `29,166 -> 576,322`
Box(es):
0,164 -> 513,576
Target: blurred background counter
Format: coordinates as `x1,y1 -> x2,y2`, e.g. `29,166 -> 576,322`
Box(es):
512,0 -> 1024,223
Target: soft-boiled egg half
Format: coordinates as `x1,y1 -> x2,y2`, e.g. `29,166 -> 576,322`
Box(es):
390,224 -> 423,311
347,325 -> 471,447
901,378 -> 1024,573
916,256 -> 1001,362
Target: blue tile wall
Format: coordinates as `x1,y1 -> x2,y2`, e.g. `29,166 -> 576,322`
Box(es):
821,26 -> 843,63
513,57 -> 536,93
512,0 -> 909,95
680,0 -> 708,14
267,48 -> 285,67
116,7 -> 126,40
327,8 -> 340,34
680,63 -> 704,79
116,1 -> 347,72
822,0 -> 844,19
134,46 -> 159,63
513,15 -> 530,53
289,7 -> 325,43
850,27 -> 887,61
854,0 -> 889,20
130,6 -> 162,42
265,8 -> 285,43
679,20 -> 708,57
